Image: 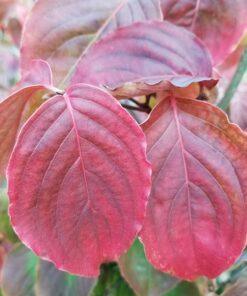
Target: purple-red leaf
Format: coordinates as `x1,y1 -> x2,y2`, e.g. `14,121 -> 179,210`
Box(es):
160,0 -> 247,65
71,21 -> 214,98
20,0 -> 162,85
140,96 -> 247,280
0,85 -> 52,179
7,83 -> 151,277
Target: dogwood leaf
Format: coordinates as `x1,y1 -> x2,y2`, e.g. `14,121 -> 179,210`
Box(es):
140,96 -> 247,280
0,85 -> 52,179
20,0 -> 162,85
71,21 -> 214,98
160,0 -> 247,65
7,83 -> 151,277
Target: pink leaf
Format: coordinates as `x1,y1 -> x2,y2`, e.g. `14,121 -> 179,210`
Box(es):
7,83 -> 151,277
0,85 -> 52,179
140,96 -> 247,280
20,59 -> 53,87
71,21 -> 214,98
20,0 -> 162,85
160,0 -> 247,65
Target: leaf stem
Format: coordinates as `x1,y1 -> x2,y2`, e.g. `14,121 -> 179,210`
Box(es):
218,47 -> 247,110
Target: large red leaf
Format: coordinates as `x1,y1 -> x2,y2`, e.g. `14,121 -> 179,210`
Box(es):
140,96 -> 247,280
160,0 -> 247,65
71,21 -> 213,98
20,0 -> 162,85
7,84 -> 151,277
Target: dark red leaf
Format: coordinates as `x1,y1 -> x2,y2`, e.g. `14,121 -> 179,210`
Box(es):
7,83 -> 151,277
20,0 -> 162,85
160,0 -> 247,65
71,21 -> 214,98
140,96 -> 247,280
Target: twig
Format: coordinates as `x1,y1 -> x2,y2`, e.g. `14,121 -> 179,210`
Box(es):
218,47 -> 247,110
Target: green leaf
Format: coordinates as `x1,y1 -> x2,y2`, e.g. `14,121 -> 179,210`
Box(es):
36,260 -> 96,296
91,263 -> 135,296
164,281 -> 201,296
119,239 -> 179,296
0,186 -> 18,242
1,244 -> 38,296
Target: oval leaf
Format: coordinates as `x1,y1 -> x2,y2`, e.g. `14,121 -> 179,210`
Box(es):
161,0 -> 247,65
119,239 -> 179,296
140,96 -> 247,279
7,83 -> 151,277
21,0 -> 162,85
71,21 -> 213,98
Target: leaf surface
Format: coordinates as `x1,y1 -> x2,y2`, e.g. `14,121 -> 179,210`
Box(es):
7,83 -> 151,277
20,0 -> 162,85
71,21 -> 213,98
160,0 -> 247,65
1,244 -> 38,296
0,85 -> 52,179
119,239 -> 179,296
140,97 -> 247,279
36,260 -> 96,296
91,263 -> 135,296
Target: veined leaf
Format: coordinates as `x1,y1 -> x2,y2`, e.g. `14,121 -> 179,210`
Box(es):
71,21 -> 214,98
20,0 -> 162,86
140,96 -> 247,279
160,0 -> 247,65
7,83 -> 151,277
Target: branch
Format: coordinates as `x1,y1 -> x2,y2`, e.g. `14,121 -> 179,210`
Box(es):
218,47 -> 247,111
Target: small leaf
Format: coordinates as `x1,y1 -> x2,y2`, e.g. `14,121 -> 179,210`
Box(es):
119,239 -> 179,296
165,281 -> 201,296
140,96 -> 247,279
7,83 -> 151,277
36,260 -> 96,296
161,0 -> 247,65
71,21 -> 214,98
1,244 -> 38,296
91,263 -> 135,296
0,85 -> 52,179
20,0 -> 162,85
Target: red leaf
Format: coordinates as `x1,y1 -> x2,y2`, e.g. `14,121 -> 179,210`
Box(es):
0,85 -> 52,179
7,84 -> 151,277
20,59 -> 53,87
20,0 -> 162,85
160,0 -> 247,65
71,21 -> 214,98
140,96 -> 247,280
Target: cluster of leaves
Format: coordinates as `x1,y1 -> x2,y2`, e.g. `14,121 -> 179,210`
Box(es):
0,0 -> 247,295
